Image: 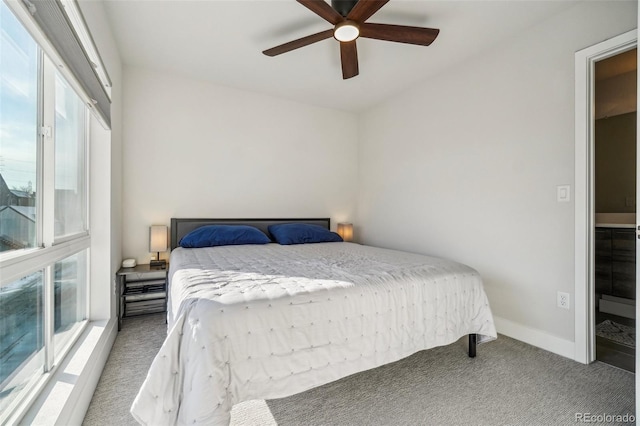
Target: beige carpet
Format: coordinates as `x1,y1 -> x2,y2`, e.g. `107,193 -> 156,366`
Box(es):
83,314 -> 634,425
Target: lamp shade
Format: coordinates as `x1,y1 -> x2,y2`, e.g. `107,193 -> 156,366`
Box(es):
337,223 -> 353,242
149,225 -> 168,253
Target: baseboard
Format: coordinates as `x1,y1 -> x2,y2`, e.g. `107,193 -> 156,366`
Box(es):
493,316 -> 575,361
20,318 -> 118,425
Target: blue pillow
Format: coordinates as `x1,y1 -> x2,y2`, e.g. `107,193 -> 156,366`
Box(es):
268,223 -> 343,245
179,225 -> 270,248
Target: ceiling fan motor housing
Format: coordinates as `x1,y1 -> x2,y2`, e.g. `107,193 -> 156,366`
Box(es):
331,0 -> 359,17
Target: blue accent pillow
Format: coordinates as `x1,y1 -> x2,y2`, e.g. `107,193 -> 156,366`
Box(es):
179,225 -> 270,248
268,223 -> 343,245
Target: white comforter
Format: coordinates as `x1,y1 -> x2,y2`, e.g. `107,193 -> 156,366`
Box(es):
131,242 -> 496,425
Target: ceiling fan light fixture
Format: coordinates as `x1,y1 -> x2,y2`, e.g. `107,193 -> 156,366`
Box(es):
262,1 -> 441,80
334,21 -> 360,42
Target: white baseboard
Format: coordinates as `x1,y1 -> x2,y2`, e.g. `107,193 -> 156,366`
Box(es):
20,318 -> 118,425
493,316 -> 575,361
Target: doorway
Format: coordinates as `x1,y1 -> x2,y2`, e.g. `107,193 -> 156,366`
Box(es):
574,29 -> 637,367
593,48 -> 637,372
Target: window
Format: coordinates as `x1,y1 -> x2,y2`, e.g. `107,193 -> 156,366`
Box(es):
0,0 -> 38,252
0,271 -> 44,416
54,72 -> 87,239
53,250 -> 87,358
0,2 -> 91,422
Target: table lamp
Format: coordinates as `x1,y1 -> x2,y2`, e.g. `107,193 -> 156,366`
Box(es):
149,225 -> 168,268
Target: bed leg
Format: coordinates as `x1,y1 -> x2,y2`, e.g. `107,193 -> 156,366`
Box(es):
468,334 -> 477,358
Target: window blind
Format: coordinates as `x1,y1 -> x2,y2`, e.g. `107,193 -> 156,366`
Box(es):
22,0 -> 111,128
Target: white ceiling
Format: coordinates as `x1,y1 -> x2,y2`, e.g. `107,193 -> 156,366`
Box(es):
101,0 -> 580,112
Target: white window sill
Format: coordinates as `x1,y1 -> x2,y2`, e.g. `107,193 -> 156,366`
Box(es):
15,318 -> 117,425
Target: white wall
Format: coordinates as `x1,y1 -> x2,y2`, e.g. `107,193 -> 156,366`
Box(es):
80,0 -> 123,320
357,1 -> 637,345
122,67 -> 358,264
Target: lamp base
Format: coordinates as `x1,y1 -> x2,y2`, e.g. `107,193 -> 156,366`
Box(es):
150,259 -> 166,269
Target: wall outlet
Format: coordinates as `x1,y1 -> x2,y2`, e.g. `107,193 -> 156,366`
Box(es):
557,292 -> 570,309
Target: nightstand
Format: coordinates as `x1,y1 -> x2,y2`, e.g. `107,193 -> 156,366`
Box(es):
116,264 -> 168,330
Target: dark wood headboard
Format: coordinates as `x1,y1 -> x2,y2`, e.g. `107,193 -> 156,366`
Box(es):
170,218 -> 331,251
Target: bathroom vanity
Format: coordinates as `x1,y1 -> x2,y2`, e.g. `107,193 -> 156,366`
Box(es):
595,213 -> 636,318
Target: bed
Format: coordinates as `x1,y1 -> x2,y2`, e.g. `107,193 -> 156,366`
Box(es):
131,218 -> 497,425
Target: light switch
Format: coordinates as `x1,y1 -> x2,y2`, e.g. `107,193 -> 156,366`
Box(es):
557,185 -> 571,202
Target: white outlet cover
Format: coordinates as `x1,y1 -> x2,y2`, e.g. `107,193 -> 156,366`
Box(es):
557,291 -> 570,309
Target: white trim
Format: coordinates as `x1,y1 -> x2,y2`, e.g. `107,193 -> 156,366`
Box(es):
11,319 -> 117,425
574,29 -> 637,365
44,264 -> 54,371
54,231 -> 90,246
42,55 -> 56,248
574,44 -> 592,365
36,48 -> 45,249
61,320 -> 116,425
493,316 -> 575,360
0,235 -> 90,286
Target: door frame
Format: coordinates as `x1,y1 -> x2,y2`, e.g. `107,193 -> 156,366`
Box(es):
574,29 -> 637,364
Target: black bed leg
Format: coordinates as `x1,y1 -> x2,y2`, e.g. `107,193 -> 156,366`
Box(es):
468,334 -> 477,358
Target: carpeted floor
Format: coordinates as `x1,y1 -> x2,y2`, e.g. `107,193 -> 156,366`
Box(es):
83,314 -> 635,426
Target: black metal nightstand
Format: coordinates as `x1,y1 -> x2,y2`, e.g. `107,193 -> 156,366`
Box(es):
116,264 -> 168,330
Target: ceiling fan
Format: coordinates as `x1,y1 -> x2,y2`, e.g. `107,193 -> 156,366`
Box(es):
262,0 -> 440,80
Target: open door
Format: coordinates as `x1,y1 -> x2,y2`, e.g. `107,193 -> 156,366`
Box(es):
592,49 -> 637,372
574,30 -> 637,366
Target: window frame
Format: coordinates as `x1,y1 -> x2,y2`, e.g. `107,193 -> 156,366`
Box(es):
0,5 -> 92,421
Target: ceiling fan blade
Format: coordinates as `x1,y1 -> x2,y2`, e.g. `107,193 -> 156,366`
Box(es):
340,40 -> 359,79
360,23 -> 440,46
297,0 -> 344,25
263,29 -> 334,56
347,0 -> 389,23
